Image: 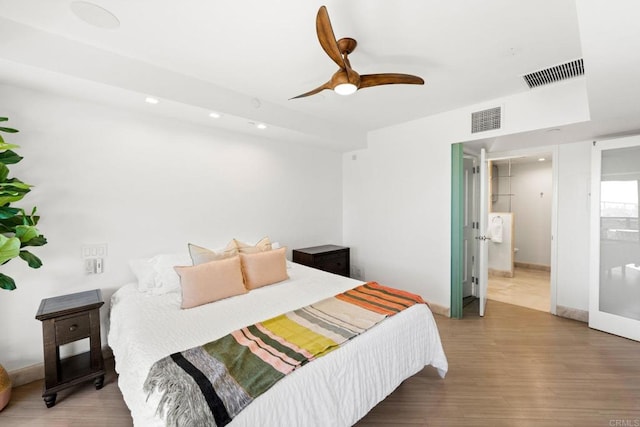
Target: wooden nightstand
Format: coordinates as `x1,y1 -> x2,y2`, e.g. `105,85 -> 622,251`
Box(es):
35,289 -> 105,408
292,244 -> 350,277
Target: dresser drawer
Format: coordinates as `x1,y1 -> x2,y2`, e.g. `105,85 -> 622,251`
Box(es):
55,313 -> 91,345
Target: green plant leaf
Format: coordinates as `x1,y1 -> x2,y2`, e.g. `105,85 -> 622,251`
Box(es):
0,195 -> 26,206
0,214 -> 39,230
19,250 -> 42,268
21,235 -> 47,247
0,126 -> 18,133
15,225 -> 39,243
0,118 -> 8,122
0,206 -> 20,219
0,273 -> 16,291
28,213 -> 40,226
0,234 -> 20,264
0,188 -> 30,198
0,142 -> 19,151
3,179 -> 33,190
0,163 -> 8,182
0,150 -> 23,165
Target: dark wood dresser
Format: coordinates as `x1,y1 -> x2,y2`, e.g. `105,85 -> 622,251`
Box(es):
35,289 -> 105,407
292,244 -> 350,277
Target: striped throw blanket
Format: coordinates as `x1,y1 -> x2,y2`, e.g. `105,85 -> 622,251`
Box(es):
144,282 -> 425,426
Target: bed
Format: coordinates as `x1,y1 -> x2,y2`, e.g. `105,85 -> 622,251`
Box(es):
108,260 -> 448,426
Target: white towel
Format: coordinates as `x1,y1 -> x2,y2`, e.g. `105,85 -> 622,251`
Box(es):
489,216 -> 503,243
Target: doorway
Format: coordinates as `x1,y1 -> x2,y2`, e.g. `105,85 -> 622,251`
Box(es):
486,155 -> 553,312
589,136 -> 640,342
451,144 -> 559,318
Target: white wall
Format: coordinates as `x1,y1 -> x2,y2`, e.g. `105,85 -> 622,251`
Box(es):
493,161 -> 553,266
488,212 -> 514,273
555,140 -> 591,312
0,84 -> 343,372
343,78 -> 590,310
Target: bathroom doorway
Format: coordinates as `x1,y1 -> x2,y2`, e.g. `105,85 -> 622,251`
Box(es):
486,152 -> 555,312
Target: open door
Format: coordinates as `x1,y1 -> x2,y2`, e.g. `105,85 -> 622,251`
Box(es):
589,137 -> 640,341
478,148 -> 489,316
462,156 -> 477,299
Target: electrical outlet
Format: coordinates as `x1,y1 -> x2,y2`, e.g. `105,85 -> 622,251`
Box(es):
85,258 -> 96,274
351,265 -> 364,280
82,244 -> 107,274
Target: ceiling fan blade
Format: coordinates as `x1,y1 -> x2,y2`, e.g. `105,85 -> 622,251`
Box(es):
316,6 -> 346,69
359,73 -> 425,89
290,81 -> 332,100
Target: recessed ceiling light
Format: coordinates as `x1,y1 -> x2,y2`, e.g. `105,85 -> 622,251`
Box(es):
209,112 -> 221,119
538,158 -> 546,162
70,1 -> 120,29
256,123 -> 267,130
145,97 -> 159,104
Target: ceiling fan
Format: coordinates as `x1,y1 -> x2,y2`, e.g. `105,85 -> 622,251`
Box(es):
291,5 -> 424,99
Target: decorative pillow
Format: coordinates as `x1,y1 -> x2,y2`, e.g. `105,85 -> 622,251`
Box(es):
129,253 -> 192,295
234,236 -> 272,254
175,255 -> 246,309
239,247 -> 289,290
188,240 -> 237,265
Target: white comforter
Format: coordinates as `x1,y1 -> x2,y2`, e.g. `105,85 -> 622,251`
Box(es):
108,263 -> 448,426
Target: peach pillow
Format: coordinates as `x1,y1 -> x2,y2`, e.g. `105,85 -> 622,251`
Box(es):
234,237 -> 272,254
240,247 -> 289,290
175,255 -> 246,309
188,240 -> 237,265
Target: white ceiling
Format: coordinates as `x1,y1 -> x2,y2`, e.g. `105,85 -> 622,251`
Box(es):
0,1 -> 639,151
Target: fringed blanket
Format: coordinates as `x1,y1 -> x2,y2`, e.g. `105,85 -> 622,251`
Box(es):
144,282 -> 425,426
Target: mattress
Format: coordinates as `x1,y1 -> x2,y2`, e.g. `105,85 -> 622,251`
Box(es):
108,263 -> 448,426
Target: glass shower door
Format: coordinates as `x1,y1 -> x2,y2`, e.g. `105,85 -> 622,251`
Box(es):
589,137 -> 640,341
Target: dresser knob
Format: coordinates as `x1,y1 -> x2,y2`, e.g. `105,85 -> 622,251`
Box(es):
69,324 -> 78,332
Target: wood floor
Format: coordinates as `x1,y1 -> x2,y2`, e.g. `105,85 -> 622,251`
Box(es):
3,300 -> 639,426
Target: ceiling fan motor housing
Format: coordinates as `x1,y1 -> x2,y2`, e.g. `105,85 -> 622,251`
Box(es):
331,68 -> 361,90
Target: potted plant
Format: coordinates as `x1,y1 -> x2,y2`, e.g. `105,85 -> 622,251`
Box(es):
0,116 -> 47,291
0,116 -> 47,409
0,364 -> 9,411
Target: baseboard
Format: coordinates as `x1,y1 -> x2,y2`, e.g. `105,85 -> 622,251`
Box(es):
8,363 -> 44,388
428,302 -> 450,317
8,346 -> 114,388
515,262 -> 551,272
489,268 -> 514,278
556,305 -> 588,323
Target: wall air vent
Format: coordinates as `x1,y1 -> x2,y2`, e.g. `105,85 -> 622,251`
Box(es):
471,106 -> 501,133
522,58 -> 584,89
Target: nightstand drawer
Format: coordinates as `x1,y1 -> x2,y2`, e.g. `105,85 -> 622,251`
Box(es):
292,245 -> 350,277
55,313 -> 91,345
315,254 -> 347,274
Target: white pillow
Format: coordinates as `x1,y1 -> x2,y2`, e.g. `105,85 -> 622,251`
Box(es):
129,253 -> 192,295
188,241 -> 237,265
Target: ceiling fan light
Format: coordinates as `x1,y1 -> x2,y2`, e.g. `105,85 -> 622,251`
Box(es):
334,83 -> 357,96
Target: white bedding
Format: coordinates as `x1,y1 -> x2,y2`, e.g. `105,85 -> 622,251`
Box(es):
108,263 -> 448,426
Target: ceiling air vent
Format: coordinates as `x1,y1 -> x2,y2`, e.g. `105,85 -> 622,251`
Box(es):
471,106 -> 501,133
523,58 -> 584,89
